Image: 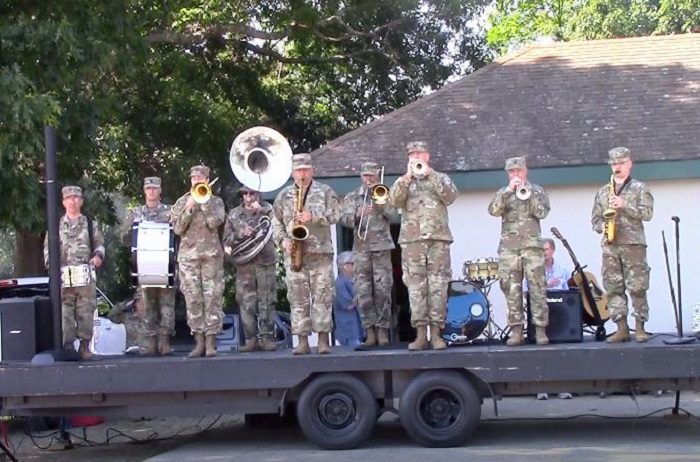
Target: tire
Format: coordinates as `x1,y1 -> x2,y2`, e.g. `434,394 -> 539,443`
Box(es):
399,370 -> 481,447
296,373 -> 378,450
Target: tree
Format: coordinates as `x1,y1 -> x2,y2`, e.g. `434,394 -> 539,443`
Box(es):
487,0 -> 700,55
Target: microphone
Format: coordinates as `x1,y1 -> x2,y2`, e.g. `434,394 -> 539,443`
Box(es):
671,216 -> 680,223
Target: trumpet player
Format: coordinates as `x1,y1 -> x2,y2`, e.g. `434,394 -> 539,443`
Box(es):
340,161 -> 398,347
389,141 -> 458,351
272,154 -> 340,355
171,165 -> 226,358
488,157 -> 550,346
591,147 -> 653,343
223,186 -> 278,352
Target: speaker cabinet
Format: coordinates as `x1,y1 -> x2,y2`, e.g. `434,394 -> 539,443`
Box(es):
527,289 -> 583,343
0,296 -> 54,361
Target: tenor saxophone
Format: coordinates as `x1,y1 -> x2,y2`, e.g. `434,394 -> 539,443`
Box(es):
290,184 -> 309,272
603,175 -> 617,244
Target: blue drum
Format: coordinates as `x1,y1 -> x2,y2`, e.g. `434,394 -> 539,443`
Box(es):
442,280 -> 490,344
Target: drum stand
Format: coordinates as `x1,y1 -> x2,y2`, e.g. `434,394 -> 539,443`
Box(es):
474,280 -> 510,343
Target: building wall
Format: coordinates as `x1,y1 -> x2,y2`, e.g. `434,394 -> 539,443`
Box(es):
449,178 -> 700,334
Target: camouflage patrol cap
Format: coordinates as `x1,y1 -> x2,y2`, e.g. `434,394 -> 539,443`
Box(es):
608,147 -> 632,164
292,153 -> 313,170
406,141 -> 429,154
61,186 -> 82,198
238,185 -> 259,194
143,177 -> 161,188
360,161 -> 379,176
505,156 -> 527,170
190,165 -> 210,178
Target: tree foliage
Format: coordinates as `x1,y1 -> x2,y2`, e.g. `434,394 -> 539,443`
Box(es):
487,0 -> 700,54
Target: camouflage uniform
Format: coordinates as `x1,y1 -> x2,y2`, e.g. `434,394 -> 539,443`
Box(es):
591,149 -> 653,323
171,180 -> 226,336
107,291 -> 143,349
125,200 -> 176,338
272,176 -> 340,336
488,158 -> 550,328
43,187 -> 106,345
389,151 -> 457,329
223,199 -> 277,341
340,163 -> 397,331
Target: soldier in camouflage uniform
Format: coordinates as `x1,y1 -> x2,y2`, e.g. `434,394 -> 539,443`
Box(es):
591,147 -> 654,343
171,165 -> 226,358
107,289 -> 143,351
272,153 -> 340,355
223,186 -> 278,352
43,186 -> 105,360
340,161 -> 397,347
488,156 -> 550,346
389,142 -> 457,351
124,176 -> 176,355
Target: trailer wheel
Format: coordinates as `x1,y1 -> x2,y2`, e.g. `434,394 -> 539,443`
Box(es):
297,373 -> 377,449
399,371 -> 480,447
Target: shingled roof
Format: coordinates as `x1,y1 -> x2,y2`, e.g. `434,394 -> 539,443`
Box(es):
311,33 -> 700,178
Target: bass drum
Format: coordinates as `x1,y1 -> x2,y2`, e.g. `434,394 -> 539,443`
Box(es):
442,280 -> 490,344
130,221 -> 176,288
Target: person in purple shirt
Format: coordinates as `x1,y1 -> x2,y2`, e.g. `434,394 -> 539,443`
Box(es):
333,251 -> 364,346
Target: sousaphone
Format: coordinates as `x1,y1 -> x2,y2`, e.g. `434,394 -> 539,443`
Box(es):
229,127 -> 293,264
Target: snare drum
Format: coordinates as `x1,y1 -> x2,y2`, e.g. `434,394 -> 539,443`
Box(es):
130,221 -> 176,288
61,264 -> 95,288
463,258 -> 499,283
442,280 -> 490,344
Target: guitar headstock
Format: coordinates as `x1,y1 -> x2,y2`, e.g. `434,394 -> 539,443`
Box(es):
551,227 -> 563,240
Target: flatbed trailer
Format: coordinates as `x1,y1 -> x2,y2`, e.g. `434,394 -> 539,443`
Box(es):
1,336 -> 699,449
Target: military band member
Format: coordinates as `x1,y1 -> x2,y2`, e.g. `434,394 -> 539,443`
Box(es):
272,153 -> 340,355
488,156 -> 550,346
389,142 -> 457,351
124,176 -> 176,355
591,147 -> 653,343
340,161 -> 397,347
223,186 -> 278,352
43,186 -> 105,360
171,165 -> 226,358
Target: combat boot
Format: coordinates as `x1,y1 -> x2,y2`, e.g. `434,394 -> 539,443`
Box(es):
293,335 -> 311,355
188,333 -> 205,358
607,318 -> 630,343
259,335 -> 277,351
635,319 -> 649,343
506,325 -> 524,346
78,339 -> 93,360
408,325 -> 429,351
363,327 -> 377,347
377,328 -> 390,346
239,336 -> 258,353
430,324 -> 447,350
158,333 -> 172,356
141,336 -> 157,356
317,332 -> 331,354
205,335 -> 217,357
535,326 -> 549,345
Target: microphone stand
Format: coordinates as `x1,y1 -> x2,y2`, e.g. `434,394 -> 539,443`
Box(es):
663,217 -> 695,345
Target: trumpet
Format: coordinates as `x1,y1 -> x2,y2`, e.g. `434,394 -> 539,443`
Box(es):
409,159 -> 427,179
603,175 -> 617,244
515,181 -> 532,201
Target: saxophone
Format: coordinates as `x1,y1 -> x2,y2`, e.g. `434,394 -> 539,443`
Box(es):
603,175 -> 617,244
290,184 -> 309,272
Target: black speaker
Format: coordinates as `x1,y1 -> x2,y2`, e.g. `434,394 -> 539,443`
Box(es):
527,289 -> 583,343
0,296 -> 55,362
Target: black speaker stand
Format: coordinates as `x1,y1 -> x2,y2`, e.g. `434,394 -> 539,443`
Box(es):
0,438 -> 19,462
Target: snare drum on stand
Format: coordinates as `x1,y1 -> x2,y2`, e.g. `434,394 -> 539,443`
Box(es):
131,221 -> 176,288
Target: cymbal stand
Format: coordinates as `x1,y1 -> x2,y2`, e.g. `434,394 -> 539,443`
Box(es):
475,278 -> 510,343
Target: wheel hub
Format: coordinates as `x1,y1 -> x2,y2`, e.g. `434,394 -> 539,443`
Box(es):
421,390 -> 459,428
318,392 -> 355,428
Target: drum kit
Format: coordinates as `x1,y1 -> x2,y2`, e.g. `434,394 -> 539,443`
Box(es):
442,257 -> 509,345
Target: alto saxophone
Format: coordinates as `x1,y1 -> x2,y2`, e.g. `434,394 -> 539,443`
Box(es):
603,175 -> 617,244
290,184 -> 309,272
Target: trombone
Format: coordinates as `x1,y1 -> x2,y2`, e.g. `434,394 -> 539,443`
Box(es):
357,166 -> 388,240
190,177 -> 219,204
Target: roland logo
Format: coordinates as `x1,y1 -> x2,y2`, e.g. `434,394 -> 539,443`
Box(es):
547,297 -> 563,303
